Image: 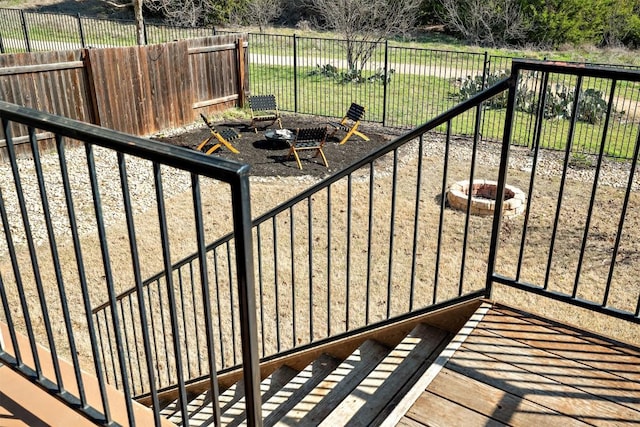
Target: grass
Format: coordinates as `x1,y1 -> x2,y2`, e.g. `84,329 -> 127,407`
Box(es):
249,62 -> 640,158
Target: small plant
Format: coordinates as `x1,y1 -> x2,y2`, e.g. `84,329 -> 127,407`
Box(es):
309,64 -> 394,84
367,67 -> 395,84
568,152 -> 594,169
578,89 -> 609,124
309,63 -> 340,78
456,70 -> 510,109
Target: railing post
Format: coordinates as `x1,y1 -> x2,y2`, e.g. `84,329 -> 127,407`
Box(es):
230,171 -> 262,427
0,33 -> 5,54
77,13 -> 86,48
293,34 -> 298,114
237,38 -> 246,108
20,10 -> 31,52
485,71 -> 518,299
382,39 -> 389,126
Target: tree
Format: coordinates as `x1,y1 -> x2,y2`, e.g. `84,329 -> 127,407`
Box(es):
104,0 -> 145,44
144,0 -> 211,27
242,0 -> 283,32
437,0 -> 530,46
134,0 -> 145,44
306,0 -> 421,74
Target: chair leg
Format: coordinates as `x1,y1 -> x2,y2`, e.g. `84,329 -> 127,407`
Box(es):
196,136 -> 213,151
215,134 -> 240,154
338,123 -> 368,144
316,149 -> 329,167
339,128 -> 357,145
204,142 -> 222,154
352,129 -> 370,141
287,147 -> 301,169
293,150 -> 302,170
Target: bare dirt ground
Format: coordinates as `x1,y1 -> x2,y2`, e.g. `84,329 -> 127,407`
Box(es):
2,112 -> 640,395
3,0 -> 640,387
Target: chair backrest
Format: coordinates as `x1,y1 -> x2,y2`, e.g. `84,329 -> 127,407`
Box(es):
345,103 -> 366,122
294,127 -> 328,144
249,94 -> 278,112
200,113 -> 238,140
200,113 -> 216,130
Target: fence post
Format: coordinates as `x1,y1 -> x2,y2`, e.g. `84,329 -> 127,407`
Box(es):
77,13 -> 86,48
382,39 -> 389,126
0,33 -> 4,54
20,10 -> 31,52
142,18 -> 148,45
479,51 -> 489,141
293,34 -> 298,114
485,73 -> 518,299
237,38 -> 246,108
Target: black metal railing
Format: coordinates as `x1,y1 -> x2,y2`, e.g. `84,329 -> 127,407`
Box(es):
3,57 -> 640,425
0,100 -> 259,426
92,60 -> 640,412
487,60 -> 640,324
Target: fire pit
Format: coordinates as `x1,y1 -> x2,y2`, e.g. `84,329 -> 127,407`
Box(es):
447,179 -> 526,218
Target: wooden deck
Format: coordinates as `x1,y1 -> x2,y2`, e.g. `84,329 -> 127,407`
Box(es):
398,304 -> 640,427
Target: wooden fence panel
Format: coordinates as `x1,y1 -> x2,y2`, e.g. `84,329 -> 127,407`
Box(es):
188,35 -> 248,113
0,49 -> 92,150
86,41 -> 192,136
0,35 -> 247,157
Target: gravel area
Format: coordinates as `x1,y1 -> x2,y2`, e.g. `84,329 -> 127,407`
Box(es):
1,125 -> 637,258
0,145 -> 193,256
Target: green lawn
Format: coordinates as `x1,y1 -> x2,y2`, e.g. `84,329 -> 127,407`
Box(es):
249,61 -> 640,159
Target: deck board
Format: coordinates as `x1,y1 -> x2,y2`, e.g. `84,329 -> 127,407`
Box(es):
427,368 -> 592,427
400,304 -> 640,427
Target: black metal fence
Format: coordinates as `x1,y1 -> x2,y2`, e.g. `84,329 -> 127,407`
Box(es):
3,8 -> 640,159
0,100 -> 260,426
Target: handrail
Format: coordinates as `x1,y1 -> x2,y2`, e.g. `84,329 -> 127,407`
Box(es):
0,101 -> 261,426
13,59 -> 640,426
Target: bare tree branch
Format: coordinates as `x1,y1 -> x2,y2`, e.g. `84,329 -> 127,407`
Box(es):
242,0 -> 283,32
306,0 -> 420,72
438,0 -> 529,46
103,0 -> 134,8
144,0 -> 220,27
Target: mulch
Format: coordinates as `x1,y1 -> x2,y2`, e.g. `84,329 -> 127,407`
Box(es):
153,114 -> 398,178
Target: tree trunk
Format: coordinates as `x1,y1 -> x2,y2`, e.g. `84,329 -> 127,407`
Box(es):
134,0 -> 145,45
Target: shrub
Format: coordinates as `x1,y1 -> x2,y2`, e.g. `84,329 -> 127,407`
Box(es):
456,70 -> 616,124
309,64 -> 395,84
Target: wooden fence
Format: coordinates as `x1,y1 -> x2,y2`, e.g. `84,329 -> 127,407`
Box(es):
0,34 -> 248,159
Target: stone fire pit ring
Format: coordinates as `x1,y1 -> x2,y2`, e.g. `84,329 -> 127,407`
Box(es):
447,179 -> 526,218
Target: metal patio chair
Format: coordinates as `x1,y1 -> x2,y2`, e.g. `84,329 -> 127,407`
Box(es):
328,102 -> 370,145
196,113 -> 240,154
287,127 -> 329,169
